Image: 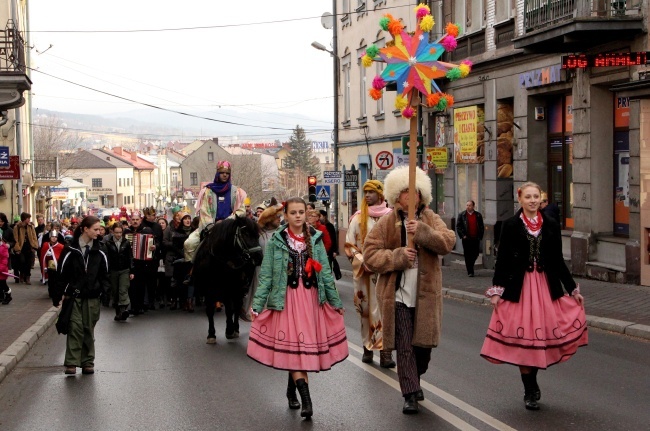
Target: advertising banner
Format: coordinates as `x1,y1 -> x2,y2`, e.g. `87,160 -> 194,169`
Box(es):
453,106 -> 478,163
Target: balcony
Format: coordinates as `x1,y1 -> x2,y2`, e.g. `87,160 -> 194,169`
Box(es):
33,158 -> 61,187
514,0 -> 644,53
0,20 -> 31,110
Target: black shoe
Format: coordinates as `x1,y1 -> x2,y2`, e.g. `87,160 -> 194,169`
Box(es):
402,394 -> 419,414
524,393 -> 540,410
295,379 -> 313,418
415,389 -> 424,401
286,374 -> 300,410
362,347 -> 373,364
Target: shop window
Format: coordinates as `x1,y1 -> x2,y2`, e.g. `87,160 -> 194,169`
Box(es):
614,95 -> 630,236
547,95 -> 574,229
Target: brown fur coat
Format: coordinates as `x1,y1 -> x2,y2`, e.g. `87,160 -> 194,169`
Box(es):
363,204 -> 455,350
14,222 -> 38,253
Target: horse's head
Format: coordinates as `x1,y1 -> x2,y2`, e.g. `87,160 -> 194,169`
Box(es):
233,215 -> 263,267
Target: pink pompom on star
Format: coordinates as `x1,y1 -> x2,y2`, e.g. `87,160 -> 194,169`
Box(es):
416,7 -> 429,19
402,106 -> 415,118
461,59 -> 473,69
442,35 -> 457,51
372,76 -> 386,90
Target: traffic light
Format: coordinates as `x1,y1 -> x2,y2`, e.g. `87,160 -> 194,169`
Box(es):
308,176 -> 317,202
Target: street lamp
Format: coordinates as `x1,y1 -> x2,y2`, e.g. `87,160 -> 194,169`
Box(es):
311,3 -> 339,234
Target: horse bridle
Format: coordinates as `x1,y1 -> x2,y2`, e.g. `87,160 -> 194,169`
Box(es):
233,225 -> 262,262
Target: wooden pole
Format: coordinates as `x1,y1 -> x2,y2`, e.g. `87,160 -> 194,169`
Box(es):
407,93 -> 420,248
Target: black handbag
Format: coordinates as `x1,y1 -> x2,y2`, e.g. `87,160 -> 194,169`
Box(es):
56,293 -> 78,335
332,258 -> 342,280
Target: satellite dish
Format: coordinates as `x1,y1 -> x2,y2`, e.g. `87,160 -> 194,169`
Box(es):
321,12 -> 333,29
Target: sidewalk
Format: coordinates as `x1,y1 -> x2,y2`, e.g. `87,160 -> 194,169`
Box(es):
336,255 -> 650,339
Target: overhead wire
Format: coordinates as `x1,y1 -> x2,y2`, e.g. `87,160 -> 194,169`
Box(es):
26,4 -> 411,33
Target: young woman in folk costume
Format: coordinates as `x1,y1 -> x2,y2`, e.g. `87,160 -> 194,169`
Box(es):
247,197 -> 347,419
480,182 -> 587,410
344,179 -> 394,367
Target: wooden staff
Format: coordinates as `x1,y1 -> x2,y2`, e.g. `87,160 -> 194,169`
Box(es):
407,92 -> 420,249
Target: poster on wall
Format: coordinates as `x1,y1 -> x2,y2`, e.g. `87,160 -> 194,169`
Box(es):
426,148 -> 448,170
453,106 -> 484,164
497,103 -> 514,178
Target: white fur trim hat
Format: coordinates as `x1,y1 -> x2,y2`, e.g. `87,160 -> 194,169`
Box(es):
383,165 -> 432,206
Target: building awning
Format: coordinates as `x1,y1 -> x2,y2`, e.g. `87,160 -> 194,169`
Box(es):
33,179 -> 62,188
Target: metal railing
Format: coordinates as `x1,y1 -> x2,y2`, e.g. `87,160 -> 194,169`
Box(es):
0,20 -> 25,73
33,158 -> 59,180
524,0 -> 642,32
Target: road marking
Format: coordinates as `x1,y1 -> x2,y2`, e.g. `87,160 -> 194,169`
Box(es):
347,341 -> 517,431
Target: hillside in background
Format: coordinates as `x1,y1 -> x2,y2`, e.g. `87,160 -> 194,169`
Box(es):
33,107 -> 332,147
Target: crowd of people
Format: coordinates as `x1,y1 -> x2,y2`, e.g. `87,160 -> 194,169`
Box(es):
0,159 -> 588,419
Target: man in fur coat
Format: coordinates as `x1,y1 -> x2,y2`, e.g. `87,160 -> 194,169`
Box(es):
344,179 -> 395,368
364,166 -> 456,415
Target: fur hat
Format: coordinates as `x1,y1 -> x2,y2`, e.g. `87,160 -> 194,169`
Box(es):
383,166 -> 432,206
257,197 -> 283,228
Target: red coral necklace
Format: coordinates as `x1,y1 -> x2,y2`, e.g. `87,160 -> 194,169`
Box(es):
287,228 -> 305,242
522,211 -> 543,232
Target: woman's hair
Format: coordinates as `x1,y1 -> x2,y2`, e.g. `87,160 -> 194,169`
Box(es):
0,213 -> 7,225
284,197 -> 313,259
190,216 -> 200,230
74,216 -> 100,239
517,181 -> 542,197
157,217 -> 168,229
111,223 -> 123,232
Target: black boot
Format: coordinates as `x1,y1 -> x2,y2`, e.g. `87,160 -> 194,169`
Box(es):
531,368 -> 541,401
521,373 -> 540,410
286,374 -> 300,409
402,393 -> 419,414
295,378 -> 313,418
362,347 -> 373,363
380,349 -> 396,368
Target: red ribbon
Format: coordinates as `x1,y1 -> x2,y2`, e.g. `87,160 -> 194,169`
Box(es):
305,258 -> 322,278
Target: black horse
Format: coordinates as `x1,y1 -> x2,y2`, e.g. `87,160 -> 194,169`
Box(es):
193,216 -> 263,344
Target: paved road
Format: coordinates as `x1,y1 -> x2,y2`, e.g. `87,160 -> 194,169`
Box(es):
1,275 -> 649,430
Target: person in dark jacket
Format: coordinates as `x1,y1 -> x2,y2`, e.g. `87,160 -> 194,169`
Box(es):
319,209 -> 338,262
142,206 -> 163,310
480,182 -> 586,411
128,211 -> 157,315
104,223 -> 134,321
540,192 -> 561,225
456,201 -> 484,277
53,215 -> 111,375
13,212 -> 39,284
170,212 -> 193,311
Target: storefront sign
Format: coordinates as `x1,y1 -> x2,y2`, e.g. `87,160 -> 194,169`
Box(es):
88,188 -> 114,196
323,170 -> 342,184
426,148 -> 448,169
615,96 -> 630,129
562,52 -> 648,69
454,106 -> 479,163
0,146 -> 9,167
519,65 -> 562,89
50,187 -> 69,200
401,136 -> 423,156
344,170 -> 359,190
0,156 -> 20,179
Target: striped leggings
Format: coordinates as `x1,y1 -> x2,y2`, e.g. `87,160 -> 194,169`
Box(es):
395,302 -> 432,397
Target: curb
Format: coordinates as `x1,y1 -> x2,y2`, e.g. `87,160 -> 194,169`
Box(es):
342,268 -> 650,340
0,306 -> 60,385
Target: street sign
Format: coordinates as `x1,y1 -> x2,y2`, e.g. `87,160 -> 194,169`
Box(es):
401,136 -> 424,155
375,151 -> 394,169
0,156 -> 20,179
344,170 -> 359,190
315,185 -> 330,200
375,169 -> 390,181
323,170 -> 342,184
0,146 -> 9,167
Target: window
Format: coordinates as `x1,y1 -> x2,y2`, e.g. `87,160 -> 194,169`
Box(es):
495,0 -> 513,24
342,52 -> 351,125
357,44 -> 367,120
190,172 -> 198,186
119,178 -> 122,187
454,0 -> 485,35
208,152 -> 214,161
92,178 -> 102,187
172,172 -> 178,185
73,178 -> 83,184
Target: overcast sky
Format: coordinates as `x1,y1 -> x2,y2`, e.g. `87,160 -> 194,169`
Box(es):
27,0 -> 336,142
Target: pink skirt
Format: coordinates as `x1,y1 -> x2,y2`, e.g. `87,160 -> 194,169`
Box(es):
247,280 -> 349,372
480,270 -> 588,369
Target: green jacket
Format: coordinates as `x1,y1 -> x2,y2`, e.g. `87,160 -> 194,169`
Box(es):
252,225 -> 342,312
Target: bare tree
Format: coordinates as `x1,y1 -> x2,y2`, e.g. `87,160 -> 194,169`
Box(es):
33,115 -> 84,178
